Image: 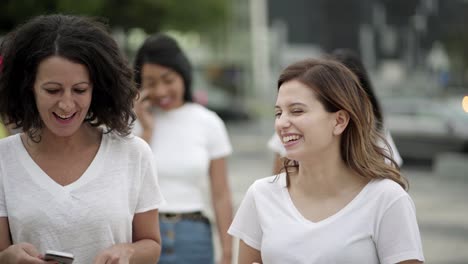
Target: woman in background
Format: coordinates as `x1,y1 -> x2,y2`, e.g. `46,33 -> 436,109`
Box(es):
134,33 -> 233,264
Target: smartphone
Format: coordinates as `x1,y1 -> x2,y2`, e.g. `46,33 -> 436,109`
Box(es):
44,250 -> 74,264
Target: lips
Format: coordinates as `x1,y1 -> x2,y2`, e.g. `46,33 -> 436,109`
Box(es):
158,97 -> 172,108
53,112 -> 76,123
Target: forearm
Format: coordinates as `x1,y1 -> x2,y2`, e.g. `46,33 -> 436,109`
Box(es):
213,193 -> 233,259
0,251 -> 7,263
127,239 -> 161,264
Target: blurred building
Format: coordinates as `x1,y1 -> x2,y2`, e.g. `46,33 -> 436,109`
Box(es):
267,0 -> 468,75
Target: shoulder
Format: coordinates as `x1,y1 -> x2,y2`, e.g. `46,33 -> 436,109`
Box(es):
366,178 -> 409,209
185,103 -> 225,123
370,178 -> 406,195
249,174 -> 285,195
0,134 -> 19,152
103,132 -> 152,157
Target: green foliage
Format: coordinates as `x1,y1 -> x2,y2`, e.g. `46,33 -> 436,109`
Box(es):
0,0 -> 229,34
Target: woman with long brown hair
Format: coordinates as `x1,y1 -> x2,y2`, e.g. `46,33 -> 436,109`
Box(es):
229,59 -> 424,263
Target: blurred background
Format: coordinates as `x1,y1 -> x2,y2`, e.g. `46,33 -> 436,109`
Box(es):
1,0 -> 467,263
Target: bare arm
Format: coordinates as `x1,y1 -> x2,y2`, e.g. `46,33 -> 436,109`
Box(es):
0,217 -> 11,252
130,209 -> 161,263
398,260 -> 423,264
209,157 -> 233,264
0,217 -> 45,263
238,240 -> 261,264
93,209 -> 161,264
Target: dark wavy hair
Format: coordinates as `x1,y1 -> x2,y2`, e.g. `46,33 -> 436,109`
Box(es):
278,59 -> 407,190
0,14 -> 137,140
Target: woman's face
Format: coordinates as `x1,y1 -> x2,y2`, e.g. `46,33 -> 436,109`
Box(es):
274,80 -> 337,161
33,56 -> 93,138
141,63 -> 185,111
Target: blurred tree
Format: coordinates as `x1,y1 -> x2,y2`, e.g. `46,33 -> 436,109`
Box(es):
0,0 -> 228,34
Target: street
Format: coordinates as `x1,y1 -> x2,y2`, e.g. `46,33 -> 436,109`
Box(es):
220,119 -> 468,264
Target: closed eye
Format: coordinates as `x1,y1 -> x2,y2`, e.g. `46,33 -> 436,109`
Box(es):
45,89 -> 60,94
74,88 -> 88,94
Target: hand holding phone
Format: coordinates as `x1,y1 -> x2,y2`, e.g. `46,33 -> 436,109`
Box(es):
44,250 -> 74,264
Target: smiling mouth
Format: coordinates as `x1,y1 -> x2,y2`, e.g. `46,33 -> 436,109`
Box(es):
282,134 -> 302,143
53,112 -> 76,120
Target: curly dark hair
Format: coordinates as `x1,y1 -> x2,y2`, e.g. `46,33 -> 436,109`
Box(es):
0,14 -> 137,139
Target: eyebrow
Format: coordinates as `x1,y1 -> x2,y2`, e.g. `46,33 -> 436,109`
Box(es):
142,70 -> 173,81
160,70 -> 174,79
275,102 -> 307,109
41,81 -> 91,87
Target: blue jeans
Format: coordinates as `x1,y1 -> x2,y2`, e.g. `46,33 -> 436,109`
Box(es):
158,216 -> 214,264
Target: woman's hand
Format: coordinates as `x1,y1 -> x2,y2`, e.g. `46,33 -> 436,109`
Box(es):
135,89 -> 155,132
0,243 -> 48,264
93,244 -> 135,264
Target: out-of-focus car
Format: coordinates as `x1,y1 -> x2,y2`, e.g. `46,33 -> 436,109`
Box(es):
382,96 -> 468,161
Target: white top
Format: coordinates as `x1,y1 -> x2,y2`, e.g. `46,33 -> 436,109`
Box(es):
228,174 -> 424,264
0,133 -> 165,264
137,103 -> 232,213
267,129 -> 404,166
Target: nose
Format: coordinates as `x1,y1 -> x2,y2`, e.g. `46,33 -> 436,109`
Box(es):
147,85 -> 167,100
275,113 -> 291,130
57,92 -> 74,112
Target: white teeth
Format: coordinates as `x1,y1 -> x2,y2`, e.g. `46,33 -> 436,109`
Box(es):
282,135 -> 301,143
57,113 -> 73,119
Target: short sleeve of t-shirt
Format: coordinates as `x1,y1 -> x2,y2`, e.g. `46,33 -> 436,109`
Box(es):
376,195 -> 424,264
0,137 -> 11,217
206,112 -> 232,159
0,163 -> 6,217
133,138 -> 165,213
228,183 -> 262,250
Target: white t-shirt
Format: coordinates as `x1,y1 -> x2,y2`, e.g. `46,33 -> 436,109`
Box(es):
228,174 -> 424,264
268,129 -> 404,166
0,133 -> 164,264
136,103 -> 232,213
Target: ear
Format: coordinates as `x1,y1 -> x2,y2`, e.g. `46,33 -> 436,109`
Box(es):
333,110 -> 350,136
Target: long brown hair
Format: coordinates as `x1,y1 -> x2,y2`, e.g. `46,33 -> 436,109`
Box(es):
277,59 -> 407,190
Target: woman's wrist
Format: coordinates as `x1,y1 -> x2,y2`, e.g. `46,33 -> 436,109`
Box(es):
0,249 -> 10,264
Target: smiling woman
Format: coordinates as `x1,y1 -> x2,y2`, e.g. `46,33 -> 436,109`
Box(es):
33,56 -> 93,139
228,58 -> 424,264
0,14 -> 165,264
133,33 -> 234,264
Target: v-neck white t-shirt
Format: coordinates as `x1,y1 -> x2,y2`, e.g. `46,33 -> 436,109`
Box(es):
228,174 -> 424,264
0,133 -> 165,264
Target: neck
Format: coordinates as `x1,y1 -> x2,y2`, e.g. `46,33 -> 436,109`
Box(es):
22,124 -> 101,155
289,144 -> 367,198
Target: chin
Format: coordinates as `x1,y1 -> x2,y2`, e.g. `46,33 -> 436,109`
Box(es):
284,152 -> 300,161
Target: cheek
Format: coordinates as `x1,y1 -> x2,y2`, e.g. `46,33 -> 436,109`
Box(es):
80,94 -> 93,109
172,80 -> 185,98
34,94 -> 50,111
